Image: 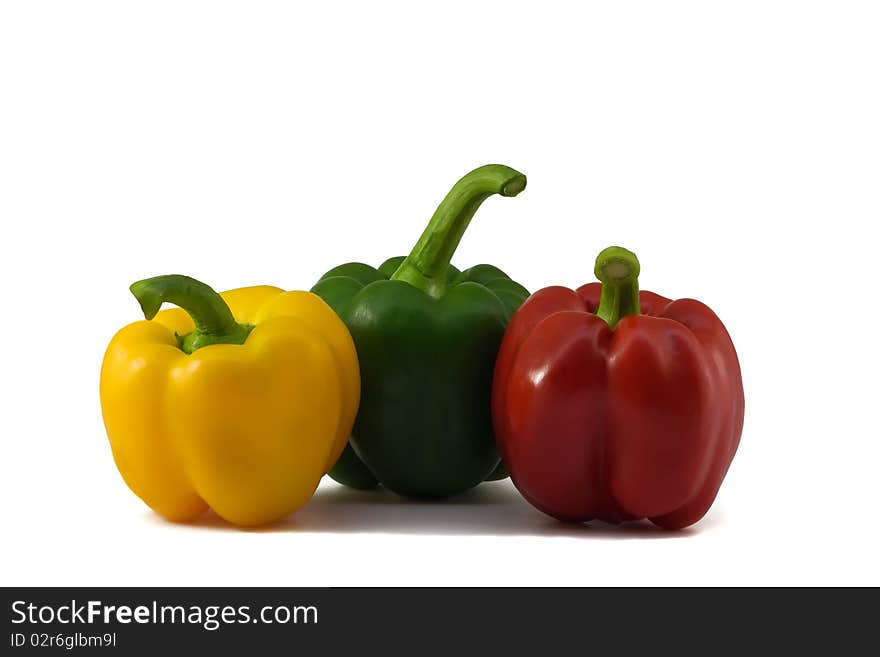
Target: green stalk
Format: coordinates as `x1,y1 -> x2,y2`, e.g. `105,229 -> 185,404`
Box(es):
129,274 -> 253,354
391,164 -> 526,298
594,246 -> 641,330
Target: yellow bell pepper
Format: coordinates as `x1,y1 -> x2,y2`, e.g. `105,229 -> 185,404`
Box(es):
100,274 -> 359,526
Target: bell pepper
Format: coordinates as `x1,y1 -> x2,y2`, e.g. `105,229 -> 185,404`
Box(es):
492,247 -> 744,529
312,164 -> 529,496
100,275 -> 359,526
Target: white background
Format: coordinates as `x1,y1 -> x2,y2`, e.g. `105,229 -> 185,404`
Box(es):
2,1 -> 878,586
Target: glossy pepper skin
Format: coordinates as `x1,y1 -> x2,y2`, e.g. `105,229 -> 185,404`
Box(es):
492,247 -> 744,529
312,164 -> 529,496
100,275 -> 359,526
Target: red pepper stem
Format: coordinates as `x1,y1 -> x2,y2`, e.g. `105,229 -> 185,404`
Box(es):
594,246 -> 641,330
129,274 -> 253,354
390,164 -> 526,299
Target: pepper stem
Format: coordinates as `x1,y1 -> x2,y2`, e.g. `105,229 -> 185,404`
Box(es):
129,274 -> 253,354
391,164 -> 527,298
594,247 -> 641,330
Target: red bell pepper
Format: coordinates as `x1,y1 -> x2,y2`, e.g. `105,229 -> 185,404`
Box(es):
492,246 -> 744,529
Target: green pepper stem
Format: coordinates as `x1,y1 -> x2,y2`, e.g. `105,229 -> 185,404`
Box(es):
390,164 -> 526,298
129,274 -> 253,354
594,247 -> 641,330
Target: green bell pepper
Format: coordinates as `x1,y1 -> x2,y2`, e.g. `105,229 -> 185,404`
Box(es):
312,164 -> 529,497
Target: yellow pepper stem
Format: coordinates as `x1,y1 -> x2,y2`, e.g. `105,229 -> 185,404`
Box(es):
129,275 -> 253,354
